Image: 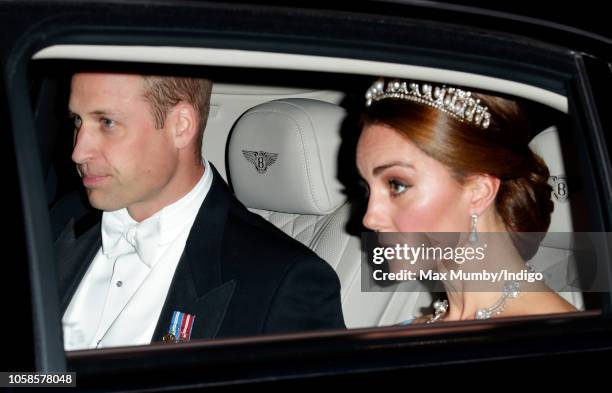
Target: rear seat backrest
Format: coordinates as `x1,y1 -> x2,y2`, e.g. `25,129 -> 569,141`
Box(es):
528,126 -> 584,309
228,99 -> 432,328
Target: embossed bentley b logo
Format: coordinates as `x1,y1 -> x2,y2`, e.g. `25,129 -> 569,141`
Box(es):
242,150 -> 279,174
550,175 -> 568,202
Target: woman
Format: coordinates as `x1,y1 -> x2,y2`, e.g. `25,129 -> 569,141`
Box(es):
357,79 -> 576,323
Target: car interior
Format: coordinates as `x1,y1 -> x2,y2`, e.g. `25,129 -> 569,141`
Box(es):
29,45 -> 600,341
210,74 -> 586,327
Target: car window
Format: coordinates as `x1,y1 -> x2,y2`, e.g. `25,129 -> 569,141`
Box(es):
26,56 -> 603,338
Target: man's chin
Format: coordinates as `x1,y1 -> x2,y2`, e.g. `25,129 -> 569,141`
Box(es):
86,191 -> 124,212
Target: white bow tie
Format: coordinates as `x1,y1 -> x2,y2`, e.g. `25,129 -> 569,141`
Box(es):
101,212 -> 161,267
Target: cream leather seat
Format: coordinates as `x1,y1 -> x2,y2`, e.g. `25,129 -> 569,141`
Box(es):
529,126 -> 584,310
227,99 -> 432,328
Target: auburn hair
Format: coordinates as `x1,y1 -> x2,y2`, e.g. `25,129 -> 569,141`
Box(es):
362,89 -> 554,258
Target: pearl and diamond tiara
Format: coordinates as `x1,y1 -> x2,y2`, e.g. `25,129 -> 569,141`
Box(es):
365,79 -> 492,130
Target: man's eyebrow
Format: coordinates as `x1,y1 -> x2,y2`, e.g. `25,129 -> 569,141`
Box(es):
373,162 -> 415,176
67,109 -> 125,117
90,110 -> 126,117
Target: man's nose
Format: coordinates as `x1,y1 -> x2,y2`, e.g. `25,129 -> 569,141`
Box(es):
71,124 -> 95,165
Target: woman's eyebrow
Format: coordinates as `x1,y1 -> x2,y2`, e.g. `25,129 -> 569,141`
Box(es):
373,162 -> 415,176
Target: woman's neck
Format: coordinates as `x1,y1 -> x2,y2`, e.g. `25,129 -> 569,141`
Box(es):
440,227 -> 528,321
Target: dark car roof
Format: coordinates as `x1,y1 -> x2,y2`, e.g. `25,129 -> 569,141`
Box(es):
388,0 -> 611,38
220,0 -> 612,57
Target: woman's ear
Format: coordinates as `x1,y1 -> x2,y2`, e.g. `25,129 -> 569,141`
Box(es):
170,103 -> 198,150
466,174 -> 500,215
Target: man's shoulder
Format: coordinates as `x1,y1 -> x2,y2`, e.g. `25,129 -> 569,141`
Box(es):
220,199 -> 342,315
225,200 -> 315,256
222,199 -> 332,273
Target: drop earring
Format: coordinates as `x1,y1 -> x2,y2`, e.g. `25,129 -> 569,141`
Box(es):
469,213 -> 478,244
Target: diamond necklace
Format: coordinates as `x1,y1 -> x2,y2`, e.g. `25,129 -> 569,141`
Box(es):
427,280 -> 521,323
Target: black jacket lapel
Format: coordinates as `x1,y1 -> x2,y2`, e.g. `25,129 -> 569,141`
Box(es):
152,165 -> 236,342
55,210 -> 102,315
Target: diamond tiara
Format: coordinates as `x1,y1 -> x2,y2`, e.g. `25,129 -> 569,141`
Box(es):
365,79 -> 492,129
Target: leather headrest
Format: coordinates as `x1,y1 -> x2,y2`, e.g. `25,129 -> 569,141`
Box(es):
228,99 -> 347,215
528,126 -> 573,248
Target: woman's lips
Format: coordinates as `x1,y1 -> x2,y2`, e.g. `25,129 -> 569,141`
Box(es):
82,175 -> 109,187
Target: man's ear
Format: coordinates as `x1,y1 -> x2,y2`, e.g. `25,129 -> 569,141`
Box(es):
169,103 -> 198,150
466,174 -> 500,215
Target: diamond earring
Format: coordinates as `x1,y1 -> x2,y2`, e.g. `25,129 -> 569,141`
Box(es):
469,213 -> 478,244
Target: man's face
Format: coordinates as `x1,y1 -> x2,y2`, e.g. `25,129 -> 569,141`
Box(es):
69,73 -> 178,215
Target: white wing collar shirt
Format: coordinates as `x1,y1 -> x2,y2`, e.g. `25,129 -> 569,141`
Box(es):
62,160 -> 213,350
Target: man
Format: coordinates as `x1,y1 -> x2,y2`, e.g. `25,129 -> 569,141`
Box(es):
56,73 -> 345,350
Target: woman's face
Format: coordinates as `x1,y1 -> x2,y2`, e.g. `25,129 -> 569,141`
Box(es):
356,123 -> 473,233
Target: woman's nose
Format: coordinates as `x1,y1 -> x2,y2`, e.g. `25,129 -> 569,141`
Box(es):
362,196 -> 387,232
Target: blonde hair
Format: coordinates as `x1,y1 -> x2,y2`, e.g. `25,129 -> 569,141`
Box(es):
142,76 -> 213,162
